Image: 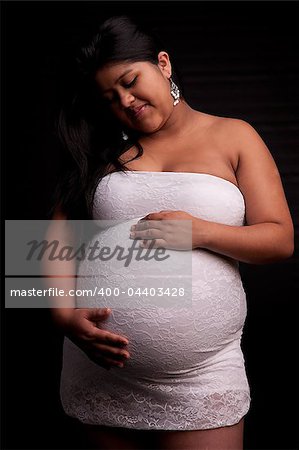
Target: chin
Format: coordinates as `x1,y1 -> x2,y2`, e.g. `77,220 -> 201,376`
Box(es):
134,125 -> 158,135
141,119 -> 166,134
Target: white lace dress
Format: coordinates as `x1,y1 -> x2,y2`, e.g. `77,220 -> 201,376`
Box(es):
60,171 -> 251,430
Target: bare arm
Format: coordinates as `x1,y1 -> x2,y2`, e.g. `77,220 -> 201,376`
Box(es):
194,120 -> 294,264
42,208 -> 77,327
43,208 -> 130,369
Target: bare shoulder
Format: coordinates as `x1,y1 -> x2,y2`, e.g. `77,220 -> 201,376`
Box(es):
193,113 -> 251,170
202,114 -> 256,140
202,114 -> 274,165
210,116 -> 271,153
193,112 -> 256,145
219,117 -> 280,176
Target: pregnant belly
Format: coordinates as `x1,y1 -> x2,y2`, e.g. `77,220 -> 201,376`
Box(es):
76,225 -> 247,378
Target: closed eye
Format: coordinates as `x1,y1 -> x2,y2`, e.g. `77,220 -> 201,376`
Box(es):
102,76 -> 137,104
123,76 -> 137,88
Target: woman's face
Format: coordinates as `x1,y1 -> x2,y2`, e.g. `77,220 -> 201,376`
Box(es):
94,52 -> 174,134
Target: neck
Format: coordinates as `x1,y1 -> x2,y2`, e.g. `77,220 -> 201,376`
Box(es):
146,100 -> 198,141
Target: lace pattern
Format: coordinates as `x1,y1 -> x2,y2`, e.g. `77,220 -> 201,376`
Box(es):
60,172 -> 251,429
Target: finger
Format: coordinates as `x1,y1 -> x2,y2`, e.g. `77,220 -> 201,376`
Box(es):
132,228 -> 163,240
87,354 -> 111,370
139,238 -> 167,249
139,212 -> 162,221
91,353 -> 126,369
94,329 -> 129,346
133,220 -> 162,231
87,354 -> 123,370
87,307 -> 111,322
93,343 -> 130,360
103,357 -> 125,368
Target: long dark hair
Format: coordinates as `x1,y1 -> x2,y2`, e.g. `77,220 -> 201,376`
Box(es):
52,15 -> 184,219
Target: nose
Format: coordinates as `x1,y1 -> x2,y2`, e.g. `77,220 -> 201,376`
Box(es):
119,91 -> 135,109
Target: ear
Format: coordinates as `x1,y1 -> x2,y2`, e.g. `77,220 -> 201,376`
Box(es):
157,51 -> 172,78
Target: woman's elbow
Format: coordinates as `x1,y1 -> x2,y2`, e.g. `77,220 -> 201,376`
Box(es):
262,227 -> 294,264
281,240 -> 295,260
278,228 -> 295,260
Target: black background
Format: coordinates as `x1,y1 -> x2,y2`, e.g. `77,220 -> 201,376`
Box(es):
2,2 -> 298,449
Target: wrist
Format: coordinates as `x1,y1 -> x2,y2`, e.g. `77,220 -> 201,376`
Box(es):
192,217 -> 211,249
50,308 -> 75,332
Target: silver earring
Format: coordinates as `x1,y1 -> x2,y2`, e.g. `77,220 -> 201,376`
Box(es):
121,130 -> 129,141
170,77 -> 180,106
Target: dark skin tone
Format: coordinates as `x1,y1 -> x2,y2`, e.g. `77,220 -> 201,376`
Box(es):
51,51 -> 294,449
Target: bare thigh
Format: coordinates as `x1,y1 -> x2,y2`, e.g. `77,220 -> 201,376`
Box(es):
82,423 -> 157,450
81,419 -> 244,450
153,418 -> 244,450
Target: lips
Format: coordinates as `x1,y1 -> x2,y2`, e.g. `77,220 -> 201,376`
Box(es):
128,104 -> 148,119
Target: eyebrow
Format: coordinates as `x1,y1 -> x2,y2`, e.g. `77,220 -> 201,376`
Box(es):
102,69 -> 134,94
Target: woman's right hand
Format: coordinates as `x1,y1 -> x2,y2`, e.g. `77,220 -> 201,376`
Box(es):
57,308 -> 130,370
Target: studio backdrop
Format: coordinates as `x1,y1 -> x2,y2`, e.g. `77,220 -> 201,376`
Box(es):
2,2 -> 298,450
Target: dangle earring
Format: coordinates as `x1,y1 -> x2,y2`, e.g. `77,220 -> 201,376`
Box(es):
169,77 -> 180,106
121,130 -> 129,141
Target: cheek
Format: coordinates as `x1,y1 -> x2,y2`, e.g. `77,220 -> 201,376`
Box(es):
153,92 -> 173,123
151,79 -> 170,104
109,82 -> 172,131
155,82 -> 173,115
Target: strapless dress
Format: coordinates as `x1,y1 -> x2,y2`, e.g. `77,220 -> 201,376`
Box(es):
59,171 -> 251,430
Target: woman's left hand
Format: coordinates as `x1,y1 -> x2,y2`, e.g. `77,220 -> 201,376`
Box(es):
129,210 -> 204,251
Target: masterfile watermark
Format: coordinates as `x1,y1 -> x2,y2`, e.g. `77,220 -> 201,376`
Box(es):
26,236 -> 170,267
5,219 -> 192,309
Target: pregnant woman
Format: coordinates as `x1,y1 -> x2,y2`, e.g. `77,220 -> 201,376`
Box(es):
50,15 -> 294,450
